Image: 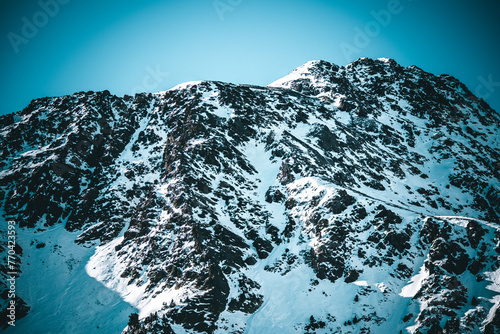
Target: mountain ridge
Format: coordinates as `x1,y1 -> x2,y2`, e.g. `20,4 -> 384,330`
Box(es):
1,57 -> 500,333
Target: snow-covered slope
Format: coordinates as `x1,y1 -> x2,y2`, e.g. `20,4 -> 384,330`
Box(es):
1,58 -> 500,333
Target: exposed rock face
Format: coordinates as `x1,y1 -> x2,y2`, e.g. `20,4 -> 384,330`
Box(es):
1,58 -> 500,333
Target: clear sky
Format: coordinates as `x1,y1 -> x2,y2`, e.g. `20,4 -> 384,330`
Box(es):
1,0 -> 499,116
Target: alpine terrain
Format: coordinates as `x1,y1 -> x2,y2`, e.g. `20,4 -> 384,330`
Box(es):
1,57 -> 500,334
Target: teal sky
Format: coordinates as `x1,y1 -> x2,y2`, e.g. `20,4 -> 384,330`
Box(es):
1,0 -> 499,116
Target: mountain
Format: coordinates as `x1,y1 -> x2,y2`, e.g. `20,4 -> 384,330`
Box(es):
1,57 -> 500,334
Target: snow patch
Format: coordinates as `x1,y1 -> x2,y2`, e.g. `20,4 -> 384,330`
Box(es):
399,264 -> 428,298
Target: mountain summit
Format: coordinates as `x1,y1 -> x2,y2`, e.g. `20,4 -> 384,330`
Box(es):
1,58 -> 499,333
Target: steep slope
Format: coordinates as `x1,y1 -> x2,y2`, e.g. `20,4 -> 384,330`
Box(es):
1,58 -> 499,333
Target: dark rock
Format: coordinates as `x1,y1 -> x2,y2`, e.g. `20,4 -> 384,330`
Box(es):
252,238 -> 273,259
420,218 -> 449,244
466,220 -> 486,249
265,186 -> 286,203
324,189 -> 356,214
344,269 -> 360,283
385,231 -> 410,253
428,239 -> 470,275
